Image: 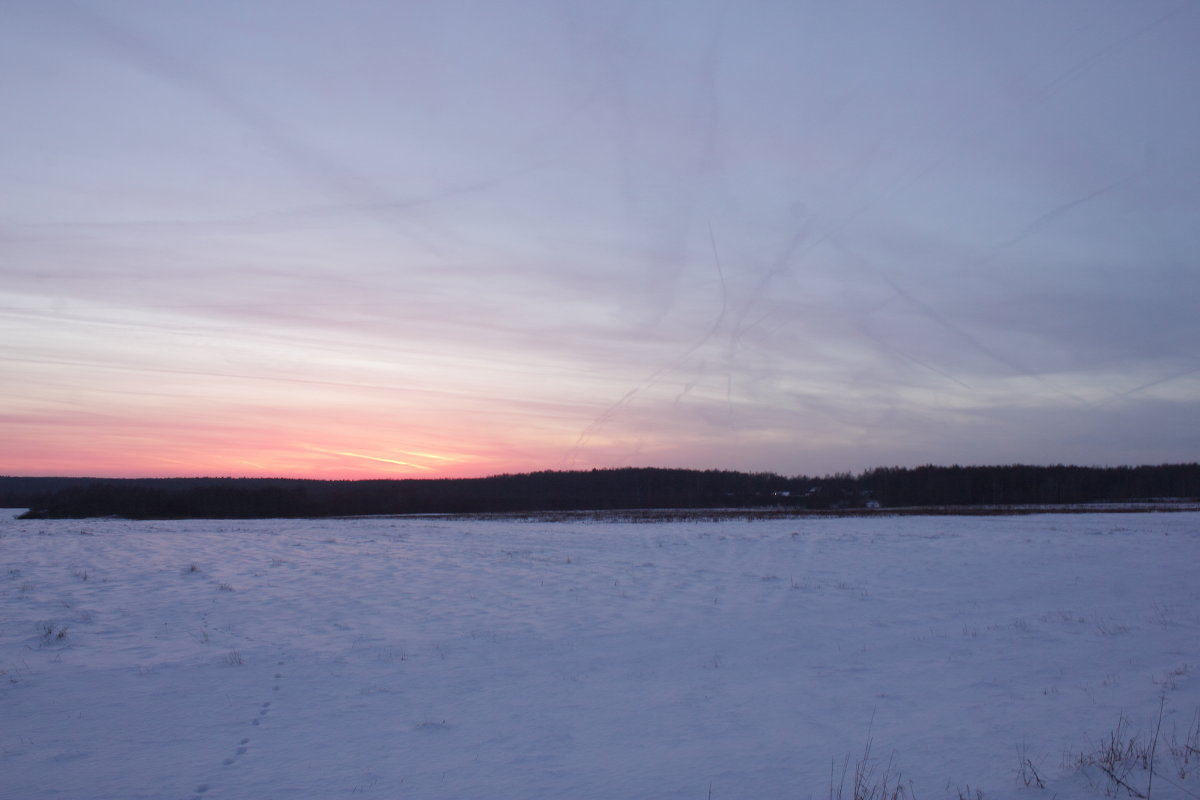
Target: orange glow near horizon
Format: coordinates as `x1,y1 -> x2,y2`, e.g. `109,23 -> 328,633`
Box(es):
313,450 -> 437,471
0,407 -> 568,480
0,441 -> 534,480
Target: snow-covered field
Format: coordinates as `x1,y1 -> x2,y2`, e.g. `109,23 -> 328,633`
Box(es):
2,511 -> 1198,800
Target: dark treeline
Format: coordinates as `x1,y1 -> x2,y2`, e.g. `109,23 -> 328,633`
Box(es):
7,470 -> 794,519
857,463 -> 1200,507
4,463 -> 1199,520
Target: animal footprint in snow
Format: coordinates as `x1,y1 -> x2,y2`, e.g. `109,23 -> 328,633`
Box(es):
224,737 -> 250,766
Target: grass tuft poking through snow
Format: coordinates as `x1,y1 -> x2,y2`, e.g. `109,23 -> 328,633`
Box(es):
829,731 -> 912,800
1070,697 -> 1200,799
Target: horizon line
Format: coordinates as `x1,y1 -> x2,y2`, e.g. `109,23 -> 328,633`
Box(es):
4,461 -> 1198,483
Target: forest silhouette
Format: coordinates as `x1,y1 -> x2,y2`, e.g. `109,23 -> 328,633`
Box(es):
6,463 -> 1199,519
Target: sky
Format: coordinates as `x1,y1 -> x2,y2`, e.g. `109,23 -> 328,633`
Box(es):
3,0 -> 1199,480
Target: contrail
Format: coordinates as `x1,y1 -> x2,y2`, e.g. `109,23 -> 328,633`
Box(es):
720,0 -> 1196,366
304,448 -> 436,471
40,1 -> 541,252
1103,363 -> 1200,402
564,222 -> 735,466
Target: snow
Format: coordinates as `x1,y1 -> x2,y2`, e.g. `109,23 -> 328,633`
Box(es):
2,511 -> 1198,799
